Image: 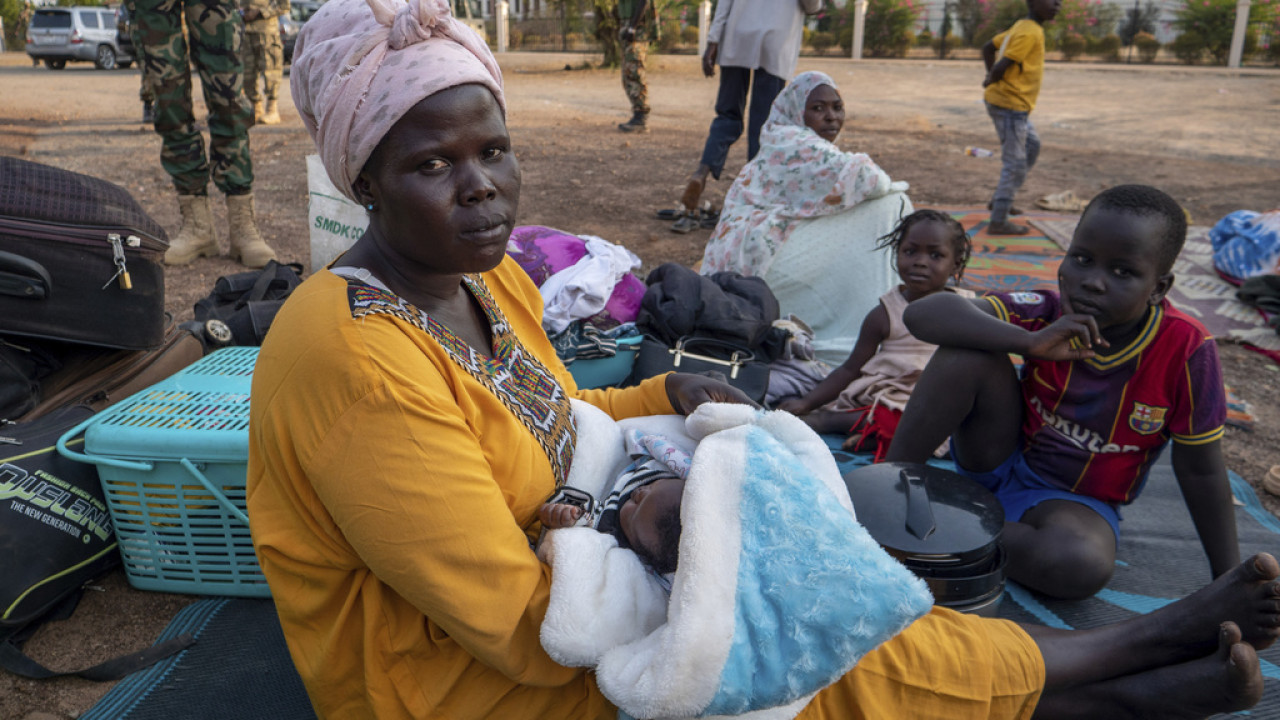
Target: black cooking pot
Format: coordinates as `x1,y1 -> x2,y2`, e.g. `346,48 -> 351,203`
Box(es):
845,462 -> 1006,614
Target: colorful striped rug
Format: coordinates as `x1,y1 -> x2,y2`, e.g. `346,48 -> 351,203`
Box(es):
928,208 -> 1069,295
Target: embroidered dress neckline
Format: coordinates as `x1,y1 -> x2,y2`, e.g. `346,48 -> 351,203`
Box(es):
333,266 -> 510,365
340,269 -> 576,487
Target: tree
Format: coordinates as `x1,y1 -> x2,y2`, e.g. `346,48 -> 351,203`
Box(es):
1118,0 -> 1159,45
1173,0 -> 1277,64
953,0 -> 986,46
591,0 -> 622,66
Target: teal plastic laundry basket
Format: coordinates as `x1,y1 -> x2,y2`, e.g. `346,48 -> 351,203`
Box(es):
56,347 -> 269,598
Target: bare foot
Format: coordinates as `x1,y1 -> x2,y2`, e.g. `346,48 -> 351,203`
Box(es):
987,220 -> 1031,235
1153,622 -> 1264,720
1163,553 -> 1280,653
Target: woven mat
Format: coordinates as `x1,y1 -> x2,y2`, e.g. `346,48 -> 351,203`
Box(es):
1034,216 -> 1280,357
829,440 -> 1280,719
84,440 -> 1280,719
926,207 -> 1071,295
81,598 -> 317,720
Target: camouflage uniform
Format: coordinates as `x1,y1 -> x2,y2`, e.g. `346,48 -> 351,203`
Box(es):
124,0 -> 156,104
133,0 -> 254,196
239,0 -> 289,105
618,0 -> 658,116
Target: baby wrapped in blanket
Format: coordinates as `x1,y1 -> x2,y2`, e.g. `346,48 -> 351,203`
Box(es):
540,428 -> 691,580
538,400 -> 934,720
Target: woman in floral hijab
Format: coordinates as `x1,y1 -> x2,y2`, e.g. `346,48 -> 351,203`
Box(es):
699,71 -> 905,278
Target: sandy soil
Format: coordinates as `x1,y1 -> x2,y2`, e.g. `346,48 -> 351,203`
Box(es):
1,49 -> 1278,719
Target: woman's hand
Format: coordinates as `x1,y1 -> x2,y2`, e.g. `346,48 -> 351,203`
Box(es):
1025,315 -> 1107,361
665,372 -> 760,415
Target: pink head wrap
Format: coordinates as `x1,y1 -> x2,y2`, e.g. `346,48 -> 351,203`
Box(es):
290,0 -> 505,201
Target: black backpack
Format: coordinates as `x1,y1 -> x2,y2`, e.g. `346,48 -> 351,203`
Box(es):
189,260 -> 305,349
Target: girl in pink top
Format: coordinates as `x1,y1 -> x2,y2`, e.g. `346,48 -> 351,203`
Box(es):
777,209 -> 973,460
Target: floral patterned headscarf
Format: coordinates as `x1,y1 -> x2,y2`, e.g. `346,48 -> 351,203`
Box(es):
699,71 -> 901,278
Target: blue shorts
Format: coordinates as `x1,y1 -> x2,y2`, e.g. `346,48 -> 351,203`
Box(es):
953,448 -> 1123,540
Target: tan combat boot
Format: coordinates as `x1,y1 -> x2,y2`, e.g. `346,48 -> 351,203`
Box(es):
225,193 -> 278,268
252,99 -> 264,123
164,194 -> 218,265
259,99 -> 281,125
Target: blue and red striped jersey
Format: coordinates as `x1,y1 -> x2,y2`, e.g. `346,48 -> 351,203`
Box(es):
986,292 -> 1226,504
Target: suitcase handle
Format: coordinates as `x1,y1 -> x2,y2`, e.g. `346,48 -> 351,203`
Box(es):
0,250 -> 52,300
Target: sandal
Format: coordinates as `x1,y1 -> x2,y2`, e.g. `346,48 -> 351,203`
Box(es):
670,215 -> 699,234
656,207 -> 684,221
699,207 -> 720,229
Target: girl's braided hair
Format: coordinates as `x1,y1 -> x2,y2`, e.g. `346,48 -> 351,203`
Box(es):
875,209 -> 973,283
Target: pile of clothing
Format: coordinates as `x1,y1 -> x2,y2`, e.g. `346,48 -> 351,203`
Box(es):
1211,210 -> 1280,336
506,225 -> 646,365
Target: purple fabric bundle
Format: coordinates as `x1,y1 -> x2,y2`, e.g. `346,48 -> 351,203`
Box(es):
506,226 -> 644,329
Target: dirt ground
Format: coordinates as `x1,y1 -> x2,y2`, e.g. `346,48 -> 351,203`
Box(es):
1,49 -> 1279,718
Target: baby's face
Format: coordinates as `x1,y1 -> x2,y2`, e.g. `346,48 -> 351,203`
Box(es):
619,477 -> 684,561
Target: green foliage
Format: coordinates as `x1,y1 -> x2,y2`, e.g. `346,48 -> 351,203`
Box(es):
1134,30 -> 1160,61
680,24 -> 699,44
1119,0 -> 1160,44
916,27 -> 933,46
657,17 -> 681,50
1242,27 -> 1258,59
1094,32 -> 1121,59
810,30 -> 837,55
1170,30 -> 1205,63
972,0 -> 1029,50
1059,31 -> 1086,58
1,0 -> 24,52
862,0 -> 922,57
1173,0 -> 1278,64
1047,0 -> 1121,50
953,0 -> 987,46
933,31 -> 961,56
591,0 -> 620,66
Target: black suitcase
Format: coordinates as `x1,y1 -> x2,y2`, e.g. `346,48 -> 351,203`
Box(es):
0,156 -> 169,351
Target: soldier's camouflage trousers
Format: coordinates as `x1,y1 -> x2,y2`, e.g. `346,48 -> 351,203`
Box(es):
135,0 -> 254,196
242,29 -> 283,104
621,33 -> 649,116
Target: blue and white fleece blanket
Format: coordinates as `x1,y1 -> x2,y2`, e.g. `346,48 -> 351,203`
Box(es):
538,401 -> 933,720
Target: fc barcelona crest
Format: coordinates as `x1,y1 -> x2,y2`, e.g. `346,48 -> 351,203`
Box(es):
1128,403 -> 1167,435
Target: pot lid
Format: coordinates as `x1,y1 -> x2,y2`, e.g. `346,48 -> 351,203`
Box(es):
845,462 -> 1004,558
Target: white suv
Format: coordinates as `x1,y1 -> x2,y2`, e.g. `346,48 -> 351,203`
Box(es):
26,6 -> 135,71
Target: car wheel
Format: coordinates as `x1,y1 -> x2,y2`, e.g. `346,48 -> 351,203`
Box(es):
45,59 -> 67,70
95,45 -> 117,70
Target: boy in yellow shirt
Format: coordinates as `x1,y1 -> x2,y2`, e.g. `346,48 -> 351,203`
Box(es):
982,0 -> 1060,235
